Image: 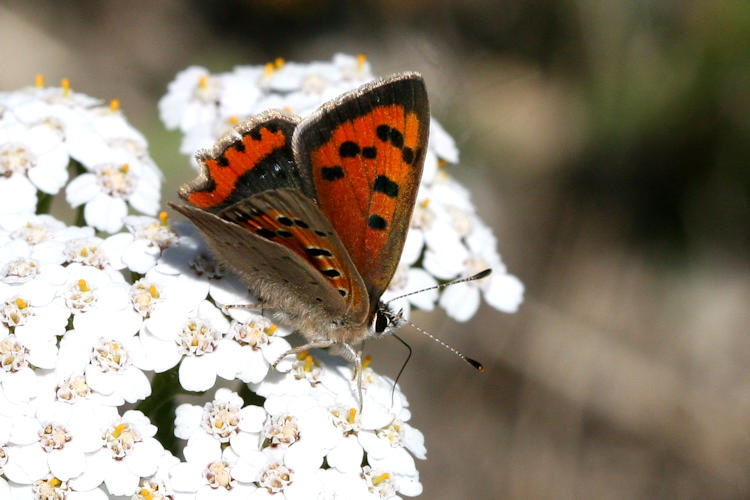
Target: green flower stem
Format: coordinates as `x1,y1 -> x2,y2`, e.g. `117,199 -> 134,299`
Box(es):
137,365 -> 180,455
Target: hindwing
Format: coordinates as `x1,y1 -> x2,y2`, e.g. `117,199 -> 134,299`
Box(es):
178,111 -> 304,213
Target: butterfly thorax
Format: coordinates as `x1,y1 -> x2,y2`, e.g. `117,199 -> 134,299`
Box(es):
274,301 -> 403,348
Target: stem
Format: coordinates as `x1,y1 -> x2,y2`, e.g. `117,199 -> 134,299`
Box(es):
74,206 -> 86,227
137,366 -> 180,455
36,192 -> 53,214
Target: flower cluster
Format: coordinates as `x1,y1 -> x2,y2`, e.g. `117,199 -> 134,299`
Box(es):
0,209 -> 426,498
0,55 -> 523,499
159,53 -> 524,323
0,77 -> 162,233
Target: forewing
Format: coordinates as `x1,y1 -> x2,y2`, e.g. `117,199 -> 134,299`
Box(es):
178,111 -> 306,213
292,73 -> 429,309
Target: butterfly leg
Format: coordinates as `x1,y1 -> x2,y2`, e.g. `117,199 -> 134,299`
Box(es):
222,303 -> 265,313
272,340 -> 335,369
339,343 -> 364,412
222,296 -> 273,315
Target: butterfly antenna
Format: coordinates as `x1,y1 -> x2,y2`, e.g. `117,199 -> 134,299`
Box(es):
390,333 -> 413,407
404,318 -> 485,372
386,268 -> 492,305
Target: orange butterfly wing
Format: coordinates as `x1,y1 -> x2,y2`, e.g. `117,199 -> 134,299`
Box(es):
178,111 -> 305,213
293,73 -> 429,311
172,112 -> 370,326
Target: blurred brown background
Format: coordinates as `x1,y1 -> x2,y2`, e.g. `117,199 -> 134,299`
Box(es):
3,1 -> 750,498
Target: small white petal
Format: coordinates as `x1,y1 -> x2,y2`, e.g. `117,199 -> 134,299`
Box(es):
84,194 -> 127,233
179,356 -> 217,392
484,272 -> 525,313
238,405 -> 266,433
65,174 -> 100,207
395,475 -> 423,497
3,443 -> 48,483
69,451 -> 107,491
228,430 -> 261,457
230,450 -> 266,482
0,175 -> 36,216
124,438 -> 163,477
174,403 -> 204,440
184,432 -> 222,465
169,462 -> 205,493
236,347 -> 270,384
115,366 -> 152,403
103,457 -> 140,496
369,446 -> 417,475
2,367 -> 38,402
48,446 -> 87,480
402,423 -> 426,460
327,435 -> 363,473
439,282 -> 480,322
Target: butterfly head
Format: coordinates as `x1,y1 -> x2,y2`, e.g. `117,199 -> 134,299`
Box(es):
370,303 -> 405,339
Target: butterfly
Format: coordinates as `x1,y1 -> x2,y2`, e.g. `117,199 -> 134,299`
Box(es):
170,73 -> 429,401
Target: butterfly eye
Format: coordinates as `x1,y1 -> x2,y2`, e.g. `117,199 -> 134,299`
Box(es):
374,310 -> 389,334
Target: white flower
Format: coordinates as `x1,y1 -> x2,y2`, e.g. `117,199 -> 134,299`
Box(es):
439,218 -> 524,321
0,168 -> 37,216
428,119 -> 459,164
116,213 -> 178,273
2,214 -> 86,265
0,331 -> 42,403
170,393 -> 262,497
136,269 -> 209,374
66,159 -> 161,233
218,315 -> 292,384
31,398 -> 112,481
0,291 -> 68,370
382,264 -> 439,317
231,448 -> 323,500
0,121 -> 69,194
132,449 -> 180,500
158,66 -> 221,133
0,238 -> 67,284
59,263 -> 129,316
69,409 -> 163,496
174,300 -> 230,392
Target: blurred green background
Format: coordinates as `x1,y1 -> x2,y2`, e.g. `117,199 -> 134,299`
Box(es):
2,1 -> 750,498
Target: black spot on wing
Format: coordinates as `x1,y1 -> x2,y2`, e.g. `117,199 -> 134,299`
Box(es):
389,129 -> 404,149
339,141 -> 360,158
376,125 -> 390,141
368,215 -> 387,230
373,175 -> 399,198
321,166 -> 345,181
402,147 -> 414,165
306,247 -> 333,257
362,146 -> 377,159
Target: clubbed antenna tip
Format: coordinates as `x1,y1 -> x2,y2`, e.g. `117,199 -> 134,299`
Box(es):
472,268 -> 492,280
466,357 -> 485,372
